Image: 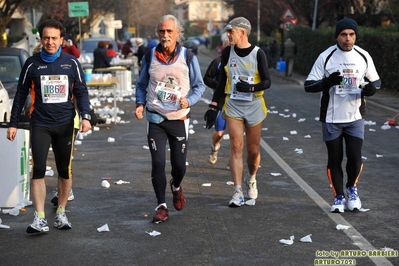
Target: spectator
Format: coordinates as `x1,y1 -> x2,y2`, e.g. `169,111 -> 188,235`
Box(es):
62,38 -> 81,58
93,41 -> 112,70
106,43 -> 118,58
134,38 -> 146,69
260,41 -> 272,68
280,37 -> 297,76
121,40 -> 133,59
270,40 -> 278,69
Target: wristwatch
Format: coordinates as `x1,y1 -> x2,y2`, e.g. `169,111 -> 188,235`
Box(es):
82,114 -> 91,121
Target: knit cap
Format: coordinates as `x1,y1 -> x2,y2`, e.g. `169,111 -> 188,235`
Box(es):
335,18 -> 358,38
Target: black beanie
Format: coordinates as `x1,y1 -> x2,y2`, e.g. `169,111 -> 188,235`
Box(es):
335,18 -> 358,38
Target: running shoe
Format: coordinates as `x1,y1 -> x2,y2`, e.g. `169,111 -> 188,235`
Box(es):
330,195 -> 346,213
153,205 -> 169,223
54,212 -> 72,229
26,212 -> 49,233
170,179 -> 186,210
229,190 -> 245,207
51,189 -> 75,206
346,186 -> 362,211
226,162 -> 230,170
244,174 -> 258,199
208,145 -> 220,164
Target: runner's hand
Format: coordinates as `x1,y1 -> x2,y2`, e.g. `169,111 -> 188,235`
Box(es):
361,83 -> 376,97
204,104 -> 218,129
236,81 -> 254,92
322,71 -> 342,90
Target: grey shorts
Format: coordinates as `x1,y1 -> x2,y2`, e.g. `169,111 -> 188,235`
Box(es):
322,119 -> 364,142
223,95 -> 267,127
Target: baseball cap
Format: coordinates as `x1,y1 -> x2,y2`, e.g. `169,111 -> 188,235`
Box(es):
224,17 -> 251,31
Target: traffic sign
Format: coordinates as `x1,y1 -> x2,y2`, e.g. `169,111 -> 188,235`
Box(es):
68,2 -> 89,17
111,20 -> 123,30
128,27 -> 136,34
280,6 -> 296,22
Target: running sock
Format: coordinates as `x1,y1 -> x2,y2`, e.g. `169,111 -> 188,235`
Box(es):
249,174 -> 256,182
235,185 -> 242,192
56,206 -> 65,214
172,185 -> 180,192
156,203 -> 167,210
37,211 -> 45,219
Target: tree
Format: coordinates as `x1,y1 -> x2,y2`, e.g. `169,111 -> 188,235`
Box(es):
0,0 -> 29,47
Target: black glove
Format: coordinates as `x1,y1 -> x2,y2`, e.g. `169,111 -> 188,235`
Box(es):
361,83 -> 376,97
89,109 -> 98,126
236,81 -> 254,92
322,71 -> 343,91
204,104 -> 218,129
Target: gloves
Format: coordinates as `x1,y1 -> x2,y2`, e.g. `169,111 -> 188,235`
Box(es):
322,71 -> 343,91
236,81 -> 254,92
204,104 -> 218,129
361,83 -> 376,97
89,109 -> 98,126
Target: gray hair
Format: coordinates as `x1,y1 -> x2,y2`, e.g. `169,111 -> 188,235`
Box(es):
156,14 -> 185,43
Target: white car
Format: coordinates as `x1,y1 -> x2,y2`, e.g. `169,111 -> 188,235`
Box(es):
0,80 -> 11,123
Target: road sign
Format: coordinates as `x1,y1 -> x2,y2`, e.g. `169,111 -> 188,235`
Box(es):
112,20 -> 123,30
280,6 -> 296,21
68,2 -> 89,17
128,27 -> 136,34
282,21 -> 294,32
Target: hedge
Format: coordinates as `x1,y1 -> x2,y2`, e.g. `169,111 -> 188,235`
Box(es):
287,25 -> 399,93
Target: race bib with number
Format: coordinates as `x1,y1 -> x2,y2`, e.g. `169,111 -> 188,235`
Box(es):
153,81 -> 182,111
335,69 -> 361,95
231,75 -> 253,101
41,75 -> 69,103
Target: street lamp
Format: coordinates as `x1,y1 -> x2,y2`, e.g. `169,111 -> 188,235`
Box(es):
257,0 -> 260,46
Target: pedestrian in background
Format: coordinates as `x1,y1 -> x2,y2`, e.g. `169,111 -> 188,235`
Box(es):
93,41 -> 112,70
281,37 -> 297,76
135,14 -> 205,223
7,19 -> 92,233
270,40 -> 278,69
260,41 -> 272,68
62,38 -> 80,58
204,17 -> 271,207
203,37 -> 230,166
134,37 -> 146,73
106,43 -> 117,58
304,18 -> 381,213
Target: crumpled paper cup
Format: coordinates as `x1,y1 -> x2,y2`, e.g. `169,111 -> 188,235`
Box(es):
97,223 -> 110,232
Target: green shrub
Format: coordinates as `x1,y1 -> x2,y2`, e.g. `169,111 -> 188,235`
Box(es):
288,25 -> 399,93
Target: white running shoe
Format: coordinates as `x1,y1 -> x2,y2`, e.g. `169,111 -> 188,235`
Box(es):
330,195 -> 346,213
346,186 -> 361,211
244,174 -> 258,199
229,190 -> 245,207
26,212 -> 49,233
54,212 -> 72,229
51,189 -> 74,206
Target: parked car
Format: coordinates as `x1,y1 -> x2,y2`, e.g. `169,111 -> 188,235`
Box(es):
0,80 -> 11,122
0,47 -> 31,122
183,40 -> 198,55
80,36 -> 118,63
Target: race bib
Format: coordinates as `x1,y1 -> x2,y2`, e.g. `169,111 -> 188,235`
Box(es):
231,75 -> 253,101
153,81 -> 182,111
41,75 -> 69,103
335,69 -> 361,95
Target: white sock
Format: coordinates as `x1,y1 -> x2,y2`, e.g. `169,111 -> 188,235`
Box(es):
235,185 -> 242,192
249,175 -> 256,182
156,203 -> 167,210
172,185 -> 180,192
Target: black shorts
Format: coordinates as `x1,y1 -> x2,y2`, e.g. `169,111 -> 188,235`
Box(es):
30,122 -> 74,179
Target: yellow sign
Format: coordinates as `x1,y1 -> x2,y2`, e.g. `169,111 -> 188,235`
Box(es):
128,27 -> 136,34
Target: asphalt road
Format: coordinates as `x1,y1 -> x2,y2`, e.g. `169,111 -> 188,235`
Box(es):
0,45 -> 398,266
